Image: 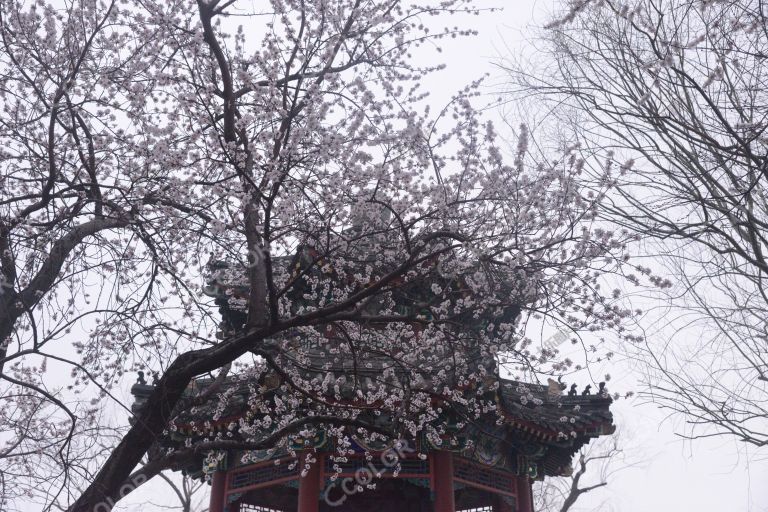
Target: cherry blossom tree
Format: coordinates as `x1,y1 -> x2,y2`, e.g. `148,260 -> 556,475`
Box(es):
505,0 -> 768,447
0,1 -> 629,510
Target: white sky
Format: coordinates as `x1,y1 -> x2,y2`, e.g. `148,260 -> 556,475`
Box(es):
115,1 -> 768,511
471,2 -> 768,510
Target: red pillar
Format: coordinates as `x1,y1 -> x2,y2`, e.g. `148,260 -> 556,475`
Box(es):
516,476 -> 534,512
432,450 -> 455,512
298,451 -> 322,512
208,471 -> 227,512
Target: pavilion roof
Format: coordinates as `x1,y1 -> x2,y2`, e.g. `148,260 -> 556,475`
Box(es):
131,247 -> 614,478
131,373 -> 614,478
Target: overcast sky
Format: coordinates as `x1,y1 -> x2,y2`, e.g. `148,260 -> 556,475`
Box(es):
464,2 -> 768,511
115,1 -> 768,511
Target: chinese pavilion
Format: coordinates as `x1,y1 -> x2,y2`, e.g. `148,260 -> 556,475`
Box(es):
131,245 -> 615,512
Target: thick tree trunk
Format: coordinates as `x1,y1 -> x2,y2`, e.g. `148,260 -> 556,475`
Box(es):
69,329 -> 265,510
69,362 -> 193,511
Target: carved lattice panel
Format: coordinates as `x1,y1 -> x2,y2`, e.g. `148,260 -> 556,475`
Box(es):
453,457 -> 516,495
229,460 -> 299,490
324,455 -> 429,476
